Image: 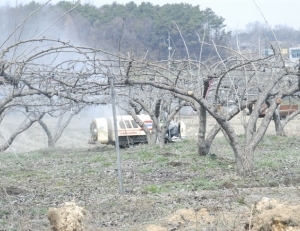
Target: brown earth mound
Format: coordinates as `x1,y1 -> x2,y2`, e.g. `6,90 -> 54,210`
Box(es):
47,201 -> 86,231
145,208 -> 214,231
249,197 -> 300,231
144,198 -> 300,231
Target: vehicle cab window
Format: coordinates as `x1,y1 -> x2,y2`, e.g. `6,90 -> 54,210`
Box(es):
119,121 -> 125,129
124,120 -> 132,128
131,120 -> 139,128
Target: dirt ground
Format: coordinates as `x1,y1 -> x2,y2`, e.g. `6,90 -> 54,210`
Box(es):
1,112 -> 300,230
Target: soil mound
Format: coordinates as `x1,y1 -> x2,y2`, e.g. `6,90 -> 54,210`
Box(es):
249,197 -> 300,231
47,201 -> 86,231
144,198 -> 300,231
145,208 -> 214,231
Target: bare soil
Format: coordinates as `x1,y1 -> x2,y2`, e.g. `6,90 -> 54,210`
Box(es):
1,113 -> 300,230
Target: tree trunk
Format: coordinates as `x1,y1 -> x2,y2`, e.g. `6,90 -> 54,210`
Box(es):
197,105 -> 208,155
127,110 -> 154,144
205,123 -> 222,155
236,99 -> 282,175
159,124 -> 168,148
38,119 -> 55,147
273,109 -> 286,136
197,79 -> 211,156
38,113 -> 75,148
235,146 -> 254,176
150,129 -> 157,144
48,138 -> 55,147
151,117 -> 161,145
215,116 -> 254,176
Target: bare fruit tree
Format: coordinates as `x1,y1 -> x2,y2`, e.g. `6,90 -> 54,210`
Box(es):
117,83 -> 190,147
119,41 -> 300,175
0,35 -> 119,151
36,106 -> 84,148
0,111 -> 45,152
0,2 -> 126,151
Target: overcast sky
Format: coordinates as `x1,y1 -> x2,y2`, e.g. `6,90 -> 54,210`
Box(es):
2,0 -> 300,30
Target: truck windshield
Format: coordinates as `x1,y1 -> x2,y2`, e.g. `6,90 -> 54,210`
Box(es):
131,120 -> 139,128
124,120 -> 132,128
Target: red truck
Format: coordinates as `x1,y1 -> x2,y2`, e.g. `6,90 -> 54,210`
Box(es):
260,104 -> 299,119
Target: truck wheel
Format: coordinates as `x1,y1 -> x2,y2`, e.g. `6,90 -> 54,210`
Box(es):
125,143 -> 133,148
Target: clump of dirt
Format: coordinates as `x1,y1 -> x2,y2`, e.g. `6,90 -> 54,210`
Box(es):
1,186 -> 28,195
168,208 -> 213,223
160,152 -> 177,157
168,161 -> 189,167
249,197 -> 300,231
145,208 -> 214,231
144,198 -> 300,231
47,201 -> 86,231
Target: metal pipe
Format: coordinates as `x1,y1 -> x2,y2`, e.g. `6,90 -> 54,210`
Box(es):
110,76 -> 123,194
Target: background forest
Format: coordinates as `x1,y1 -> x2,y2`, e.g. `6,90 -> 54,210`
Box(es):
1,0 -> 299,61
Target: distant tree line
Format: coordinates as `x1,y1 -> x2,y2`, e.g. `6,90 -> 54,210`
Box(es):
231,21 -> 300,54
0,1 -> 230,60
2,1 -> 300,61
58,1 -> 233,60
